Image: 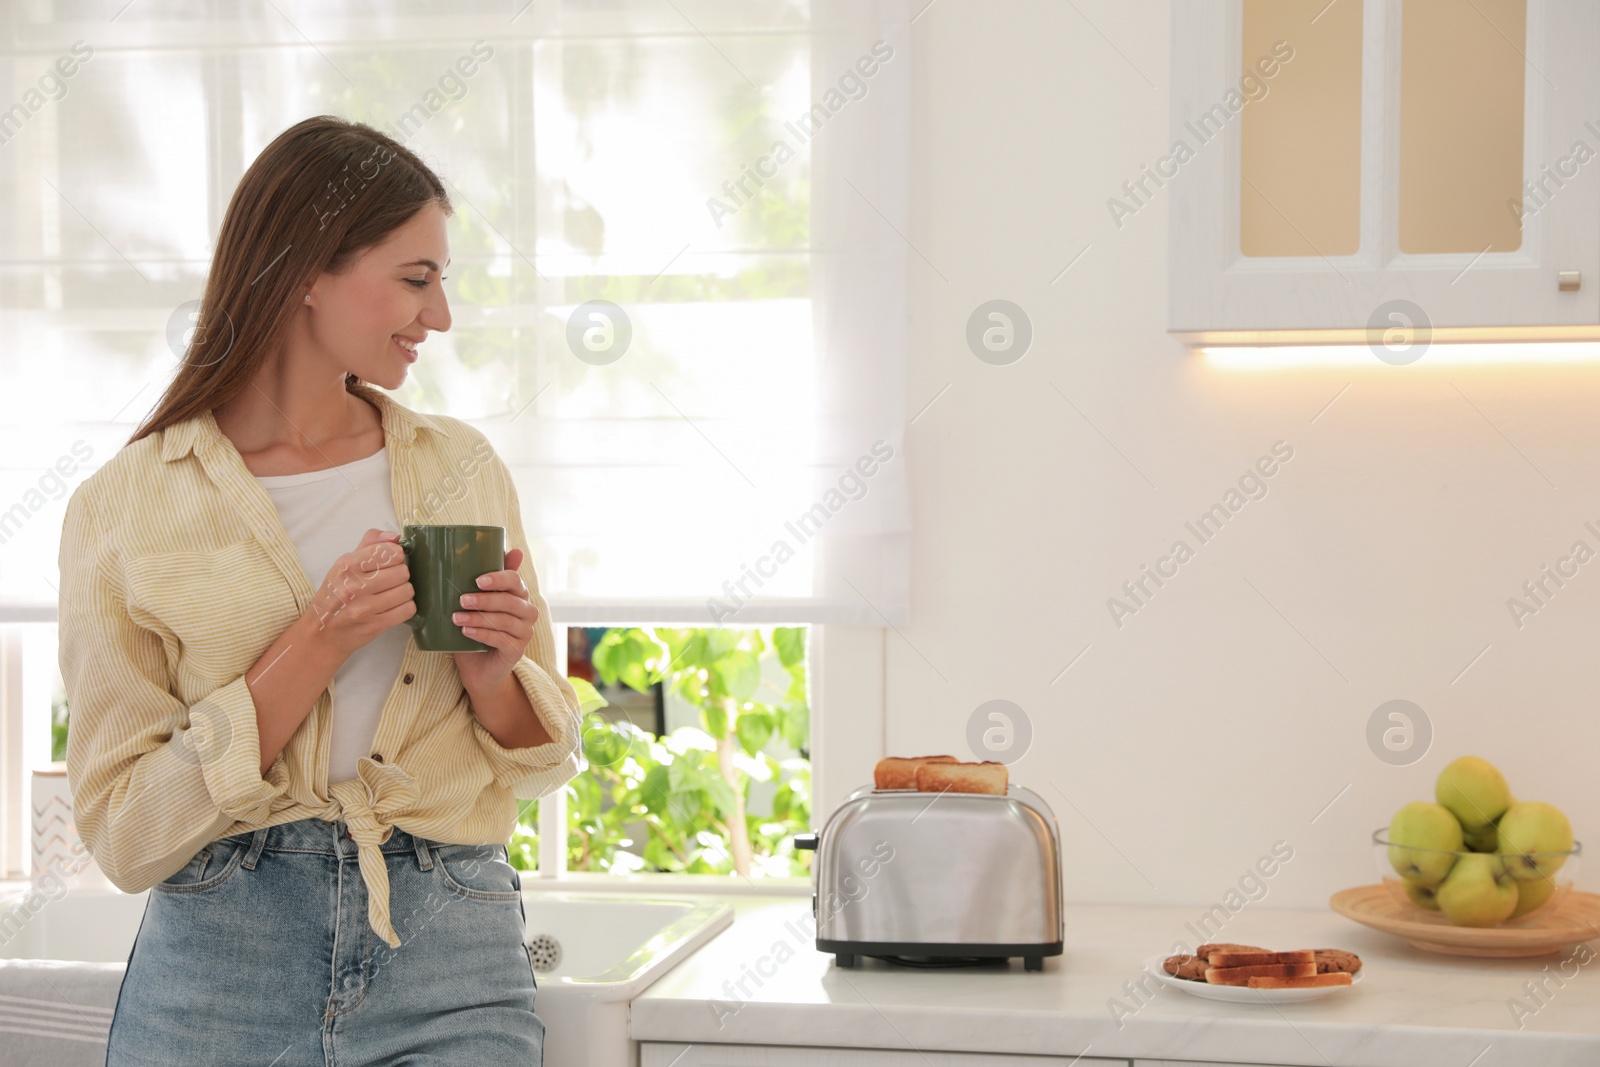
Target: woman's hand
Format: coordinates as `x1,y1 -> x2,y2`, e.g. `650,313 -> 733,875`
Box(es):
451,546 -> 537,696
302,528 -> 416,663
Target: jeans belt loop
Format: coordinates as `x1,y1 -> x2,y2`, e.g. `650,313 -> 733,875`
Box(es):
414,835 -> 433,872
241,827 -> 271,870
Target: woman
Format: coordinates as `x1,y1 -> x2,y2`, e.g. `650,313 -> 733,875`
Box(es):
57,116 -> 581,1065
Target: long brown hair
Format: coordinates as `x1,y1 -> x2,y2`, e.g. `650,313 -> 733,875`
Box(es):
130,116 -> 452,443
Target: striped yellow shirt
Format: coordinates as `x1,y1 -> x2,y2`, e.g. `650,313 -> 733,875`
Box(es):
58,383 -> 582,948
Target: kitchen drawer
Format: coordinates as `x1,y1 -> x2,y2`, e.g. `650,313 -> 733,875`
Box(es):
641,1044 -> 1129,1066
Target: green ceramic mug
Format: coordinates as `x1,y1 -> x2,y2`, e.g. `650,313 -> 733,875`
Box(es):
399,524 -> 506,652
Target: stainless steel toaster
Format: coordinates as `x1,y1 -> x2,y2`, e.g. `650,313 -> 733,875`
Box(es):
794,783 -> 1064,970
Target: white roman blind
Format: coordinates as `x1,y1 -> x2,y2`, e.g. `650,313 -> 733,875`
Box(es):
0,0 -> 913,627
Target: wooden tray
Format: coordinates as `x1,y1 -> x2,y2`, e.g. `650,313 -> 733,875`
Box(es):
1330,884 -> 1600,958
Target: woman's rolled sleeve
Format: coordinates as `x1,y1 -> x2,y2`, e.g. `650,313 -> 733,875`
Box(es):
184,675 -> 293,818
469,668 -> 581,799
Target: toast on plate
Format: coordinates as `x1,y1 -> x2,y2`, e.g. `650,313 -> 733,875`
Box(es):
1207,949 -> 1316,967
1204,962 -> 1317,986
1247,971 -> 1354,989
1162,945 -> 1361,984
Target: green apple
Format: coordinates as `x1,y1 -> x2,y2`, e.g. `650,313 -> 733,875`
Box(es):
1509,875 -> 1558,920
1436,756 -> 1513,831
1388,801 -> 1465,885
1436,853 -> 1519,927
1464,823 -> 1499,853
1402,877 -> 1442,910
1497,801 -> 1575,882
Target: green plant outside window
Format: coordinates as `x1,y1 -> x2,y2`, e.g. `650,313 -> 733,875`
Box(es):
510,625 -> 812,878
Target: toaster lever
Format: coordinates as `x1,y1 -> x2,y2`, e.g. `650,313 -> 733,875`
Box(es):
794,832 -> 819,850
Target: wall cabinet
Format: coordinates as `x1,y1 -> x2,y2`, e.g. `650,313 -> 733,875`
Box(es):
1168,0 -> 1600,341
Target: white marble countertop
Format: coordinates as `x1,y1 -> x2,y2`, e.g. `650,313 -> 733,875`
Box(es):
629,895 -> 1600,1066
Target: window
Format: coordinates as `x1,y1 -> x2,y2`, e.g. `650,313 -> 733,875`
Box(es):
0,0 -> 908,880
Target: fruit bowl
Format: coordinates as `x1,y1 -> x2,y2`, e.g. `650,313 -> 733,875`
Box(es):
1330,884 -> 1600,958
1373,828 -> 1581,928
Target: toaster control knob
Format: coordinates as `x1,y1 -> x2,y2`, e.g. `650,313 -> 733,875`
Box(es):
794,832 -> 819,850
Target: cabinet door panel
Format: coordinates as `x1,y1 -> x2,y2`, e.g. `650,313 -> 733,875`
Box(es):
1396,0 -> 1527,255
1169,0 -> 1600,338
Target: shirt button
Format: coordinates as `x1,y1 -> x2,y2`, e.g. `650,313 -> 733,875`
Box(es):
371,753 -> 384,763
403,673 -> 414,684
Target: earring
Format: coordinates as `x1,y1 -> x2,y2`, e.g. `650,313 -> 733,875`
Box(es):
303,295 -> 311,304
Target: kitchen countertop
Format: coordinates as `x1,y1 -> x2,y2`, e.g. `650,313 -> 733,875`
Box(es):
629,894 -> 1600,1066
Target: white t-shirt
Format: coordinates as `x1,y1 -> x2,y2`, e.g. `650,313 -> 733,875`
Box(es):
254,446 -> 412,787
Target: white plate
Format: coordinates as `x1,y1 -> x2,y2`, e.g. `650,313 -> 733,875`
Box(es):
1140,953 -> 1362,1005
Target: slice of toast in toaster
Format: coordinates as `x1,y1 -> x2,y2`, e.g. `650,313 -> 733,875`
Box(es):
1247,971 -> 1352,989
874,755 -> 959,790
913,760 -> 1008,795
1204,962 -> 1317,985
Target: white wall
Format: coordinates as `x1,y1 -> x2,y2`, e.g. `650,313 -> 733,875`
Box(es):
895,0 -> 1600,911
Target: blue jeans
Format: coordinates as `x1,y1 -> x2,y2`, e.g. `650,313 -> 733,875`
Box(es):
105,817 -> 543,1066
